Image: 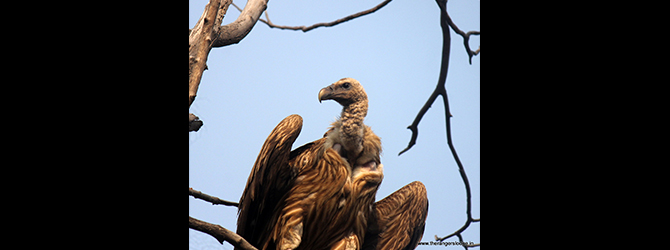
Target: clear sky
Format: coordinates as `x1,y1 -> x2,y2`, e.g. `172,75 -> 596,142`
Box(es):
189,0 -> 480,249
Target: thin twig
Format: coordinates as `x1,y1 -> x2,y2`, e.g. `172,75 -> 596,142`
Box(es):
231,1 -> 242,12
438,3 -> 480,64
253,0 -> 392,32
189,187 -> 239,207
189,216 -> 258,250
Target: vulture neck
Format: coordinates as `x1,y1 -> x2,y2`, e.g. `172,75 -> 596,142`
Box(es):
338,100 -> 368,157
340,100 -> 367,129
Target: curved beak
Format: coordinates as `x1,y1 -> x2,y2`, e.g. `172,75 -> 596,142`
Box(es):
318,86 -> 332,103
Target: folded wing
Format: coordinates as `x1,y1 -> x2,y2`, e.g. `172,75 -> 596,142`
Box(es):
363,181 -> 429,250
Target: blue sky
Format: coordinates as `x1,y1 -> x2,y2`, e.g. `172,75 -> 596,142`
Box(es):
189,0 -> 480,249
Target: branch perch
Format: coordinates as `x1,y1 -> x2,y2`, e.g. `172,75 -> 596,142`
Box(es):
189,187 -> 239,207
189,216 -> 257,250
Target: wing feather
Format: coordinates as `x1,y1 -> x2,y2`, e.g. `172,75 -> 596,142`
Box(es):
363,181 -> 429,250
236,114 -> 304,250
279,144 -> 352,250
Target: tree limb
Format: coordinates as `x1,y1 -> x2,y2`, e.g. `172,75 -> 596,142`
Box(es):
399,0 -> 479,247
256,0 -> 392,32
398,0 -> 452,156
189,216 -> 258,250
211,0 -> 269,47
189,187 -> 239,207
189,0 -> 231,108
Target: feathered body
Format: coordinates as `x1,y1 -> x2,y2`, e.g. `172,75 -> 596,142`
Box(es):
236,78 -> 428,250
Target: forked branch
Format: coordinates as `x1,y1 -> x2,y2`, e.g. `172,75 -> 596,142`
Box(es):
399,0 -> 479,248
440,3 -> 480,64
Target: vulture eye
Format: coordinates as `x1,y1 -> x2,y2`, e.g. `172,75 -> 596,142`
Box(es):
342,82 -> 351,89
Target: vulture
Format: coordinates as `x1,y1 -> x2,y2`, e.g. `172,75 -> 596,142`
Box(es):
236,78 -> 429,250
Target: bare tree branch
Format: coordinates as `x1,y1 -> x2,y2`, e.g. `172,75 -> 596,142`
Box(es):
399,0 -> 479,247
398,0 -> 451,156
189,0 -> 231,108
189,216 -> 258,250
189,0 -> 230,130
439,3 -> 480,64
255,0 -> 392,32
188,1 -> 267,247
211,0 -> 269,47
189,187 -> 239,207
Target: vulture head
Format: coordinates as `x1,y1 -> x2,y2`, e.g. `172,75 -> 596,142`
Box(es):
318,77 -> 368,108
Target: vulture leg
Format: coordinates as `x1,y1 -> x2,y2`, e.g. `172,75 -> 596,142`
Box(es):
363,181 -> 429,250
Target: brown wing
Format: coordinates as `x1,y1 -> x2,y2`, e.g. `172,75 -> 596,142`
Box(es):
236,114 -> 304,250
363,181 -> 429,250
276,140 -> 353,250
